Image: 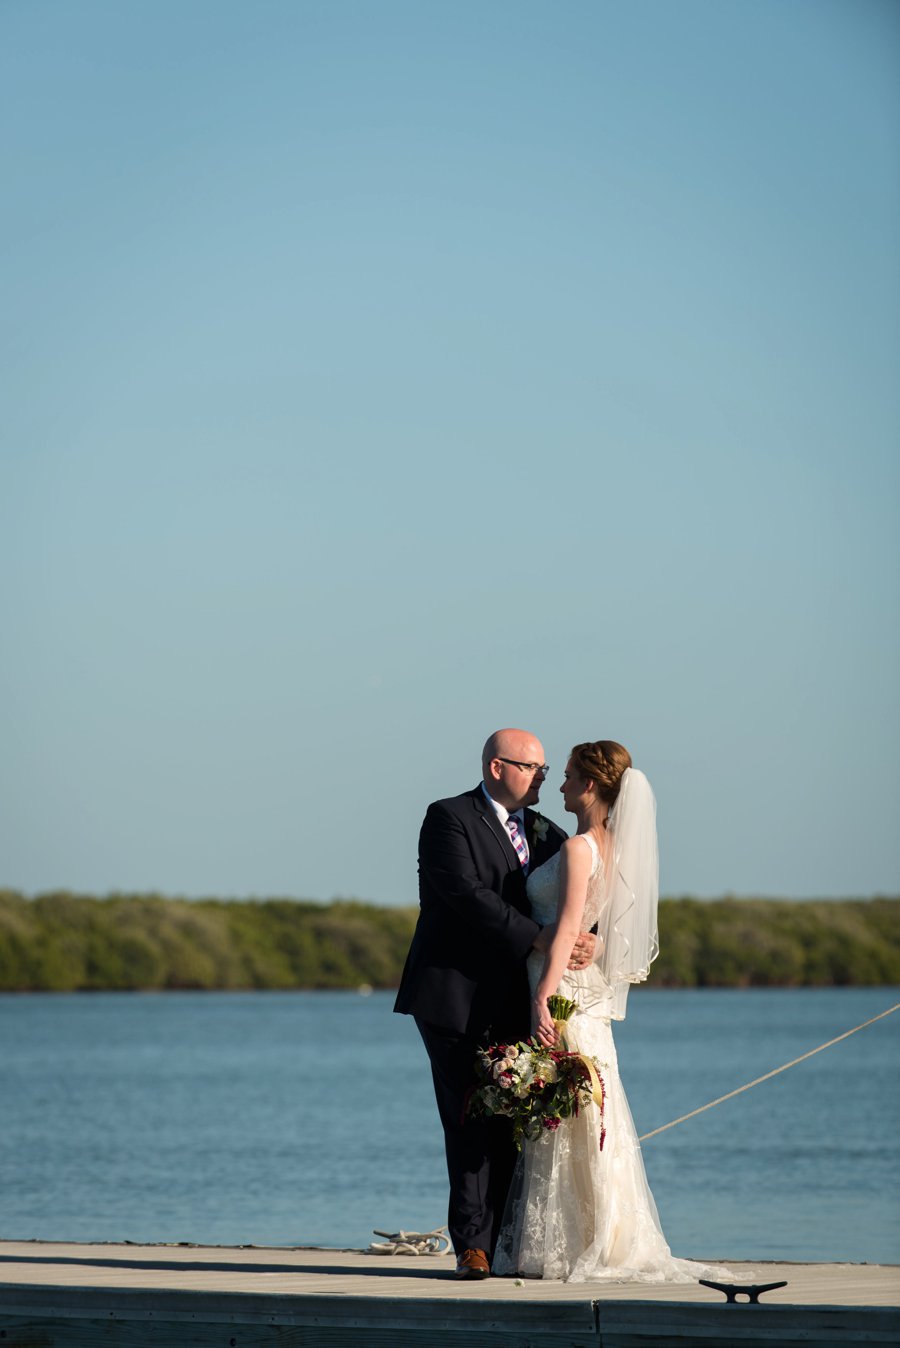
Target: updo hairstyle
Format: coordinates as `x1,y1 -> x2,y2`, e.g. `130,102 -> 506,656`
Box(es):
569,741 -> 632,806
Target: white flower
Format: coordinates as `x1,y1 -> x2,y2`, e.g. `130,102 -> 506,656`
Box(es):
514,1060 -> 535,1088
532,816 -> 550,843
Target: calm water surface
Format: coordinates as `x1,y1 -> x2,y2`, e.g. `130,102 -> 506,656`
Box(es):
1,988 -> 896,1262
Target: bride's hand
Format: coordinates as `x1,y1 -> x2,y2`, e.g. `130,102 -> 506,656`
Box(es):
532,997 -> 558,1047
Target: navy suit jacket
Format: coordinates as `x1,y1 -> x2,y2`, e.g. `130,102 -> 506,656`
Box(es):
393,785 -> 567,1039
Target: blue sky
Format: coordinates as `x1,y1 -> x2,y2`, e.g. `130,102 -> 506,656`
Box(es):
2,0 -> 898,905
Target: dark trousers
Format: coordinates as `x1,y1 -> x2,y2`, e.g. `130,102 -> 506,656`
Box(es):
415,1017 -> 516,1260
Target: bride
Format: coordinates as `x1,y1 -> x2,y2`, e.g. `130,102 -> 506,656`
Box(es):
493,740 -> 729,1283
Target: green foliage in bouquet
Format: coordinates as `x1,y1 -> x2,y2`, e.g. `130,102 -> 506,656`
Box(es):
546,993 -> 578,1024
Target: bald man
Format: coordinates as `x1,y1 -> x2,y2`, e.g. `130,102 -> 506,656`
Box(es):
394,728 -> 593,1278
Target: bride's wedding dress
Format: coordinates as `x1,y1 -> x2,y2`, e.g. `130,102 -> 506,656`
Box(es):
493,828 -> 730,1283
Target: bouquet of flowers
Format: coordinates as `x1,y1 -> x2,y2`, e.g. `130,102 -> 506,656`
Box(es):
466,996 -> 605,1150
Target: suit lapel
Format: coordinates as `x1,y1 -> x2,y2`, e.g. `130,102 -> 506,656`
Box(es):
524,809 -> 554,869
524,809 -> 537,853
472,786 -> 519,871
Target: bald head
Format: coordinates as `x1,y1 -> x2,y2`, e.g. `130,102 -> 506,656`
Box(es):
482,727 -> 547,810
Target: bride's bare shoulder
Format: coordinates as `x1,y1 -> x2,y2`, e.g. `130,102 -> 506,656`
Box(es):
560,834 -> 594,866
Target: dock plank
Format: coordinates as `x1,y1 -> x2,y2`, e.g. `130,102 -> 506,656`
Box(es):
0,1242 -> 896,1347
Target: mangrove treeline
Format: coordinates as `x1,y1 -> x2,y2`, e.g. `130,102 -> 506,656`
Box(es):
0,890 -> 897,993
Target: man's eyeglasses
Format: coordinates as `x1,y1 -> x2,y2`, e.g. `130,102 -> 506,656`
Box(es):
497,758 -> 550,777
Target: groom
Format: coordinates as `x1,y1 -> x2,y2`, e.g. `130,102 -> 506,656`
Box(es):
394,727 -> 593,1279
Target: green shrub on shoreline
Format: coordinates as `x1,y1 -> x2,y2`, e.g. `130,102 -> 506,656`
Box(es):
0,889 -> 896,992
652,896 -> 899,987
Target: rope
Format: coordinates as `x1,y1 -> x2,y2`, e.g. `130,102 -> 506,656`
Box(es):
638,1001 -> 900,1143
367,1227 -> 451,1256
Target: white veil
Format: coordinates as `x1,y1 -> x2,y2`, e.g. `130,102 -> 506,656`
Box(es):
594,767 -> 660,1020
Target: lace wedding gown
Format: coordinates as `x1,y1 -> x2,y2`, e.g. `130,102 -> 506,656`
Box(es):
493,834 -> 730,1283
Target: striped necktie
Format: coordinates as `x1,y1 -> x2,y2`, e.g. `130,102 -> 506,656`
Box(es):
506,815 -> 529,871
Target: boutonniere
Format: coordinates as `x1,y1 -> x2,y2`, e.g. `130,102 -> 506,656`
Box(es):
532,815 -> 550,844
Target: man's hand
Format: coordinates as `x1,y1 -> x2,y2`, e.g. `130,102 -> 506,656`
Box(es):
533,927 -> 599,968
567,932 -> 597,970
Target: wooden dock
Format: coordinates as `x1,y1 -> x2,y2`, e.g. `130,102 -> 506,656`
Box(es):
0,1241 -> 897,1346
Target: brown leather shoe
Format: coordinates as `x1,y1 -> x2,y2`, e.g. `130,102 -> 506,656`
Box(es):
455,1247 -> 490,1279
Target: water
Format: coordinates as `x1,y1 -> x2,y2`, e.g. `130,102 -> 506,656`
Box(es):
1,988 -> 896,1263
